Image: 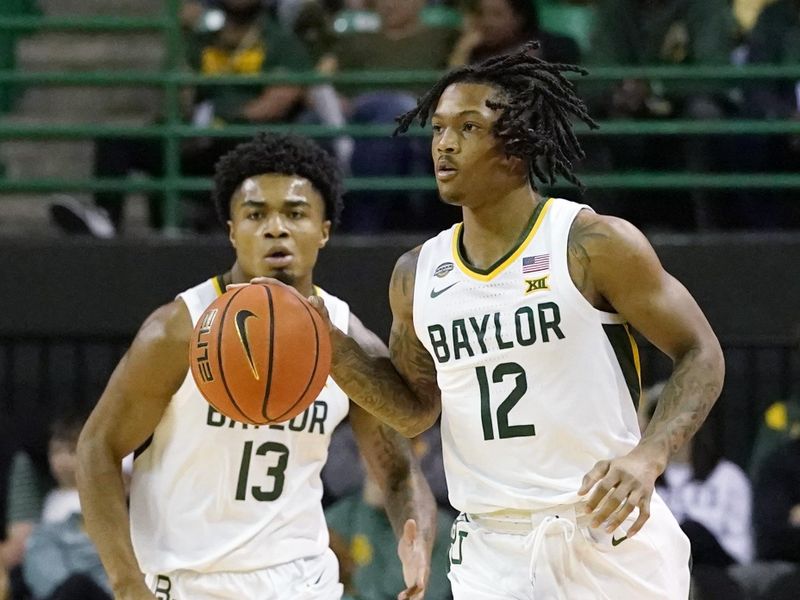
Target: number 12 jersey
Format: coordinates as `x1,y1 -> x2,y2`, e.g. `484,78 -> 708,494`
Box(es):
413,198 -> 642,514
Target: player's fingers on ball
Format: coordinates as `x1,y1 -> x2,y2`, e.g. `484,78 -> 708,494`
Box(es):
248,277 -> 308,300
248,276 -> 275,285
307,296 -> 330,318
579,460 -> 610,496
627,498 -> 651,537
307,295 -> 323,309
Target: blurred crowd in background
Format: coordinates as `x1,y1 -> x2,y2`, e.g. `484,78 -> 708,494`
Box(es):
2,382 -> 800,599
2,1 -> 800,600
29,0 -> 800,237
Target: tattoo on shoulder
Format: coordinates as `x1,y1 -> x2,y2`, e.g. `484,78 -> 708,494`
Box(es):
567,212 -> 610,294
391,247 -> 421,299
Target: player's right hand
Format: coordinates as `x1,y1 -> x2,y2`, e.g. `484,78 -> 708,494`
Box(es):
306,295 -> 334,332
578,444 -> 662,538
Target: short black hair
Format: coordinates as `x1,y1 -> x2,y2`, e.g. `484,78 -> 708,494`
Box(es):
395,42 -> 598,190
213,132 -> 344,228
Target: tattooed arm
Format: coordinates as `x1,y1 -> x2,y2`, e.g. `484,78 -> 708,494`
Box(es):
310,247 -> 441,437
350,399 -> 438,600
344,306 -> 437,599
568,210 -> 724,536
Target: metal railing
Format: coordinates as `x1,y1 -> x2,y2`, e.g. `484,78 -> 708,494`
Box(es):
2,4 -> 800,230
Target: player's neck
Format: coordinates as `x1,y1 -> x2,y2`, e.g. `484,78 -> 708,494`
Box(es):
228,265 -> 245,285
460,188 -> 542,271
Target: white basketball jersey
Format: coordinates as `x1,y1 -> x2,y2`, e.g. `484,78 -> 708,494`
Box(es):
130,277 -> 350,574
413,198 -> 642,514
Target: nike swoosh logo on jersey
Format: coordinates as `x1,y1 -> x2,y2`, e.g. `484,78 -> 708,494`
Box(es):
611,535 -> 627,547
430,282 -> 459,298
234,309 -> 260,380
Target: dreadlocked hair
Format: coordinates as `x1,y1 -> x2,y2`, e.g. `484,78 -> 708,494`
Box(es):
395,42 -> 598,189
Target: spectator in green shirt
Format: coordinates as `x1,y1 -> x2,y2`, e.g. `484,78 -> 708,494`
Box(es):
50,0 -> 316,236
587,0 -> 738,231
185,0 -> 312,125
326,467 -> 453,600
590,0 -> 735,111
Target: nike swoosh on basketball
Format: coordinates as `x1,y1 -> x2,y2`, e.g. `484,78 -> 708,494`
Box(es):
234,309 -> 260,380
611,535 -> 627,547
430,282 -> 459,298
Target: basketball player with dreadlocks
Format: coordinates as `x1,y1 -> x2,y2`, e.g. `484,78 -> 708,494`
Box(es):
280,44 -> 724,598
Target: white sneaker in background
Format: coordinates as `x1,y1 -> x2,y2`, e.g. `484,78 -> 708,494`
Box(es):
49,195 -> 117,239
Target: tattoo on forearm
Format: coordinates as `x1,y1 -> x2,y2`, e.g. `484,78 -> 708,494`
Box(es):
362,423 -> 435,546
371,425 -> 415,531
642,348 -> 723,465
333,343 -> 423,432
331,247 -> 439,435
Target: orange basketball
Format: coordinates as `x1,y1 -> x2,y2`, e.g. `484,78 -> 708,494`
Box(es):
189,282 -> 331,425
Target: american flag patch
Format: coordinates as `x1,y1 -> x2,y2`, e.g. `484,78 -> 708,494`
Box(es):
522,254 -> 549,273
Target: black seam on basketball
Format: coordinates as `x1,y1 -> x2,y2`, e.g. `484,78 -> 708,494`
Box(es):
273,297 -> 322,422
216,287 -> 252,422
262,285 -> 275,420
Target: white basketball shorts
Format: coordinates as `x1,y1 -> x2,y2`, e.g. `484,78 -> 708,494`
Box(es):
144,548 -> 343,600
448,493 -> 691,599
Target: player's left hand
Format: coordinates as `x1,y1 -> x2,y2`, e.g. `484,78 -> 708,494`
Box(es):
578,446 -> 662,538
397,519 -> 428,600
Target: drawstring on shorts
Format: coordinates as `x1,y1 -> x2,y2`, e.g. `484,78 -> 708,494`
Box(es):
524,514 -> 576,588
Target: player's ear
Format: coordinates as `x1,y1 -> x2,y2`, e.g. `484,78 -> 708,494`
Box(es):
319,220 -> 331,249
502,152 -> 525,173
228,220 -> 236,248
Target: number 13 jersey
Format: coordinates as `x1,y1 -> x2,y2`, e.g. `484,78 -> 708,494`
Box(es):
129,277 -> 350,574
413,198 -> 642,514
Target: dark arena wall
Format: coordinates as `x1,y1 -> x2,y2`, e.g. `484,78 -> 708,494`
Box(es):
0,233 -> 798,468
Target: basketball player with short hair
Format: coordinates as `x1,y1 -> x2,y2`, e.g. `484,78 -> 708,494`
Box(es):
307,44 -> 725,598
76,133 -> 437,600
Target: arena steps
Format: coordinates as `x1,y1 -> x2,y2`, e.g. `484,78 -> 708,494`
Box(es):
0,0 -> 164,235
